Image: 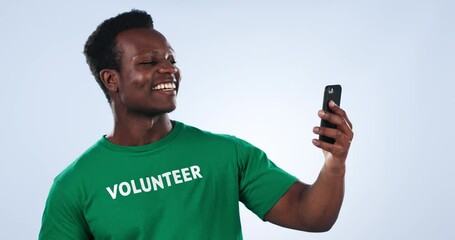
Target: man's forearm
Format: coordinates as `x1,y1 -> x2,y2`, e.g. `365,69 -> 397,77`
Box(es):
296,163 -> 345,232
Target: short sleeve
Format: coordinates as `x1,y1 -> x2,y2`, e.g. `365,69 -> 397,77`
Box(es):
39,173 -> 92,240
236,138 -> 298,220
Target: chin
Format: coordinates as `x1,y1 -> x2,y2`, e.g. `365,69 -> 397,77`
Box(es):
148,104 -> 177,117
163,102 -> 177,113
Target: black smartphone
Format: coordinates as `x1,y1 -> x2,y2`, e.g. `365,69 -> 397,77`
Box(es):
319,85 -> 342,144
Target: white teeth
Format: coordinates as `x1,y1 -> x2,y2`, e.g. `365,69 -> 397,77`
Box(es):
153,82 -> 176,90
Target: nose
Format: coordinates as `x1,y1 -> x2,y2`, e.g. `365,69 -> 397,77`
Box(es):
158,61 -> 178,74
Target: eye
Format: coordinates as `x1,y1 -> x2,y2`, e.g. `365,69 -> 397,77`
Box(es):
140,61 -> 158,66
168,58 -> 177,65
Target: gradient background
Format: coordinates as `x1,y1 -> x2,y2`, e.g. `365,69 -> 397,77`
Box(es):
1,0 -> 454,239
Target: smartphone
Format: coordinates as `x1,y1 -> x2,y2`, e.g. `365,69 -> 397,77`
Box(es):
319,85 -> 342,144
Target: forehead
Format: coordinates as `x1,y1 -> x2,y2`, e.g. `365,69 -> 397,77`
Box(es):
115,28 -> 174,57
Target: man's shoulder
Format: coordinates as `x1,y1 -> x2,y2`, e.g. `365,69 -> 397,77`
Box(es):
178,121 -> 240,144
53,138 -> 106,185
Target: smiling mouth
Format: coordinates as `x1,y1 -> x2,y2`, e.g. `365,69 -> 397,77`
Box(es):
152,82 -> 177,91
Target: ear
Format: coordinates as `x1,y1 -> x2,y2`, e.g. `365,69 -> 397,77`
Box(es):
99,69 -> 120,92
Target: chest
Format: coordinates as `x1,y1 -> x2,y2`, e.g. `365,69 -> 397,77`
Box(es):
81,152 -> 241,239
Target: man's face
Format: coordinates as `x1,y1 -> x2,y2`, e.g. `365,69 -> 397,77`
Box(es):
113,28 -> 181,117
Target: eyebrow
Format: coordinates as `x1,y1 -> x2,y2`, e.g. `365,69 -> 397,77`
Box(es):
135,49 -> 176,57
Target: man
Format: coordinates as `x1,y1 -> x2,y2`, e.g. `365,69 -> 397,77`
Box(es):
39,10 -> 353,239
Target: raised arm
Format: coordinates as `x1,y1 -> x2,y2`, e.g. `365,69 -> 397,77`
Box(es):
265,100 -> 353,232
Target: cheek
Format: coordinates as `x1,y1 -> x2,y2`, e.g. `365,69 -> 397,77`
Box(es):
175,69 -> 182,82
123,70 -> 151,90
118,74 -> 152,104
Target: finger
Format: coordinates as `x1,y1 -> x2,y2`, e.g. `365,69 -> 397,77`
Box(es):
321,103 -> 354,141
329,100 -> 353,130
335,118 -> 354,142
312,138 -> 346,155
312,138 -> 334,151
312,135 -> 351,157
319,110 -> 350,134
313,126 -> 352,146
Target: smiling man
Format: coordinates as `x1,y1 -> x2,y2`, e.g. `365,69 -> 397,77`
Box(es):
39,10 -> 354,240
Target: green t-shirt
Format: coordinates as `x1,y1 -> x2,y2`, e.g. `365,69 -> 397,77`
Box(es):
39,121 -> 298,240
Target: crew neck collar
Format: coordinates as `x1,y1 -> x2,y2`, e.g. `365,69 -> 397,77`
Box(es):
99,121 -> 183,153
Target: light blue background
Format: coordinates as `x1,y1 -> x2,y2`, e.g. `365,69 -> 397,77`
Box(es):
1,0 -> 454,239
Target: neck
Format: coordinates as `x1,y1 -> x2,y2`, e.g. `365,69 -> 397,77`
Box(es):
106,113 -> 174,146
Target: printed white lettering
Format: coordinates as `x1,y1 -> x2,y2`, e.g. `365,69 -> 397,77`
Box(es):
172,170 -> 183,184
105,165 -> 203,199
151,175 -> 164,190
119,182 -> 131,196
181,167 -> 192,182
162,172 -> 172,187
139,177 -> 152,192
131,180 -> 142,194
190,165 -> 203,179
106,184 -> 118,200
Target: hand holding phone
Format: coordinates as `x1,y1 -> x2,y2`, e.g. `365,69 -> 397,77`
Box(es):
319,85 -> 342,144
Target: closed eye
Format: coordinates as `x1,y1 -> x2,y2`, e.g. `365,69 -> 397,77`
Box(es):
140,61 -> 158,65
168,57 -> 177,65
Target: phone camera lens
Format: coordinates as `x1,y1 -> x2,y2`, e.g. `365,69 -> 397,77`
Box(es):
328,87 -> 334,94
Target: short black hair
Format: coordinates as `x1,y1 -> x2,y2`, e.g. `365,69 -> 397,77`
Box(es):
83,9 -> 154,103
